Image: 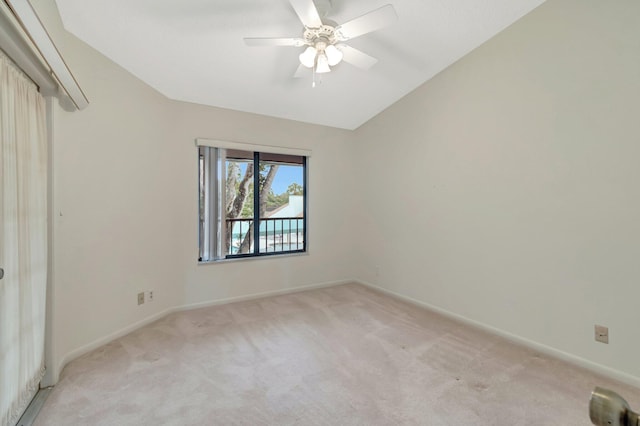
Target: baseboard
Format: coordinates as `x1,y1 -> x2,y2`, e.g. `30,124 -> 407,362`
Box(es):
175,279 -> 352,312
354,279 -> 640,389
54,278 -> 640,390
55,306 -> 175,383
53,279 -> 349,383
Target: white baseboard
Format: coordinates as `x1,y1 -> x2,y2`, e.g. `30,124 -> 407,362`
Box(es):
354,279 -> 640,389
175,279 -> 351,312
54,306 -> 175,384
53,278 -> 640,390
53,279 -> 349,383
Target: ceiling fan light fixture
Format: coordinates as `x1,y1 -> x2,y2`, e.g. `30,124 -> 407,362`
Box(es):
245,0 -> 398,81
315,53 -> 331,73
325,44 -> 343,66
299,46 -> 317,68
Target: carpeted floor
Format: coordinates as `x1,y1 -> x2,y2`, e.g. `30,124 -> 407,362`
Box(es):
34,283 -> 640,425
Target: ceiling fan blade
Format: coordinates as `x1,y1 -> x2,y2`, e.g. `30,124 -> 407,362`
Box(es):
337,44 -> 378,70
293,64 -> 308,78
335,4 -> 397,40
289,0 -> 322,28
243,37 -> 306,47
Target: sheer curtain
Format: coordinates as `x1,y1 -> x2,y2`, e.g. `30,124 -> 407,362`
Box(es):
0,49 -> 48,426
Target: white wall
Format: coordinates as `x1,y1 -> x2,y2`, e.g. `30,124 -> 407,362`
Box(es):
352,0 -> 640,382
33,0 -> 355,385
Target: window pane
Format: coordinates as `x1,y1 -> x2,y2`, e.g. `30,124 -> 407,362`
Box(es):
224,150 -> 254,256
198,146 -> 307,262
259,157 -> 305,253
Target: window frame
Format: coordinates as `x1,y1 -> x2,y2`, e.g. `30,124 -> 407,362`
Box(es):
197,139 -> 310,263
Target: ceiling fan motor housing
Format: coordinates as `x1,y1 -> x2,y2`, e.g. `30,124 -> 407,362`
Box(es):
303,25 -> 337,47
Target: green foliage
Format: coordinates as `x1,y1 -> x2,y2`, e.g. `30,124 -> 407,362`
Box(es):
266,190 -> 288,212
227,161 -> 303,218
287,183 -> 303,195
241,186 -> 290,216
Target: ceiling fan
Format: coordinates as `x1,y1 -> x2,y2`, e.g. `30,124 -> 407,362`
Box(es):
243,0 -> 397,81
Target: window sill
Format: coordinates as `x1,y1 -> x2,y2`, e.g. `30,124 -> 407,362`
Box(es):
197,251 -> 308,265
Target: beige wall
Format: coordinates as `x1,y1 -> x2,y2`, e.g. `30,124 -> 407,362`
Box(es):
171,103 -> 356,308
32,0 -> 640,387
34,0 -> 355,385
352,0 -> 640,382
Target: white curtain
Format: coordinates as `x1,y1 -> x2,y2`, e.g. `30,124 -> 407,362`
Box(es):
0,49 -> 48,426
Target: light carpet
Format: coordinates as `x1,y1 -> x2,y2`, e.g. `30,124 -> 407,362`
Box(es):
34,283 -> 640,425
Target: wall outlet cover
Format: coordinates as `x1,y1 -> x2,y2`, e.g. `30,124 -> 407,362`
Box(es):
595,325 -> 608,344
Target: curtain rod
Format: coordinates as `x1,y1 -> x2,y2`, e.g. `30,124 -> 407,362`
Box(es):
3,0 -> 89,110
0,5 -> 56,94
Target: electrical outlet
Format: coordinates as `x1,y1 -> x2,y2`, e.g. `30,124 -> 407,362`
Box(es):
137,292 -> 145,305
595,325 -> 608,344
147,291 -> 154,302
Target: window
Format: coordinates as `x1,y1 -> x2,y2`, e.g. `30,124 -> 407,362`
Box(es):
198,141 -> 308,262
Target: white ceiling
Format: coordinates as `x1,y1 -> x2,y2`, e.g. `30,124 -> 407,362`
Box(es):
53,0 -> 546,130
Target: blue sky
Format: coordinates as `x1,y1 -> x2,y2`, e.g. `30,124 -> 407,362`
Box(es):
235,162 -> 303,195
272,165 -> 303,194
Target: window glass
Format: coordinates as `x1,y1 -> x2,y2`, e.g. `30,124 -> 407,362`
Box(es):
199,147 -> 306,262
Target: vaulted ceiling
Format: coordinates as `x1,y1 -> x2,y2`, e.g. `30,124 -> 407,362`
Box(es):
53,0 -> 546,130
